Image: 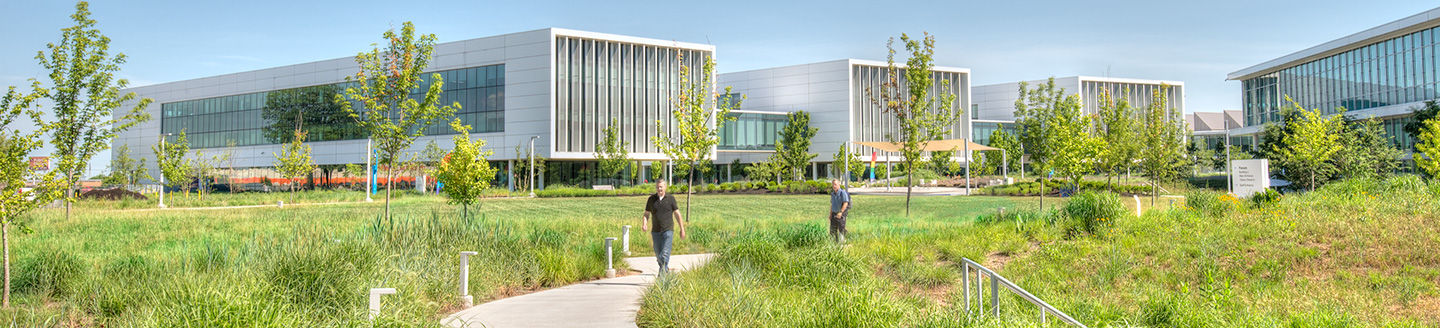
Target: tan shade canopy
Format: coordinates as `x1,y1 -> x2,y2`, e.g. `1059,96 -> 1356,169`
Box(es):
853,139 -> 1000,152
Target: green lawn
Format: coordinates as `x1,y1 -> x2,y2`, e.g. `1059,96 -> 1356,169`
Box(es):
0,190 -> 1035,327
638,177 -> 1440,327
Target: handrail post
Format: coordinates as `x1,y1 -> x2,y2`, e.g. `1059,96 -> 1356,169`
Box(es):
962,264 -> 970,314
991,273 -> 999,317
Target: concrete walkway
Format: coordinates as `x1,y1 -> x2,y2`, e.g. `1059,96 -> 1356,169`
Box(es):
443,253 -> 716,328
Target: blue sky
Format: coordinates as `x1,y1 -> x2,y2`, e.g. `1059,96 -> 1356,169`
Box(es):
1,0 -> 1437,175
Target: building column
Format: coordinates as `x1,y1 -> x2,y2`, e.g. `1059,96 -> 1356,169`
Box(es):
508,160 -> 515,191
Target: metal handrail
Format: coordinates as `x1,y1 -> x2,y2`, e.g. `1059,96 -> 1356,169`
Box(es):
960,258 -> 1087,327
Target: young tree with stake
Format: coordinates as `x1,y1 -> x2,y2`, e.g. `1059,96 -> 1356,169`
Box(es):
652,54 -> 743,222
37,2 -> 152,220
776,111 -> 818,181
0,82 -> 62,308
335,22 -> 459,219
596,119 -> 631,183
868,33 -> 963,216
274,130 -> 316,202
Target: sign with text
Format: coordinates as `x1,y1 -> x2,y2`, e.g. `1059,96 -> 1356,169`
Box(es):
28,157 -> 48,171
1231,159 -> 1270,197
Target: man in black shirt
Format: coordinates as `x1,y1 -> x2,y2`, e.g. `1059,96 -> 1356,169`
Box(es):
641,180 -> 685,274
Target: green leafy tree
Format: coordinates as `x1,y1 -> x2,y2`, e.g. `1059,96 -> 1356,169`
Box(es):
417,140 -> 447,192
436,120 -> 496,220
1404,100 -> 1440,148
334,22 -> 459,219
513,143 -> 547,192
191,150 -> 228,200
652,54 -> 742,221
596,119 -> 630,182
1014,78 -> 1072,209
103,144 -> 149,186
1274,98 -> 1344,191
273,130 -> 316,202
775,111 -> 818,181
1046,96 -> 1101,191
648,161 -> 664,184
1414,115 -> 1440,178
984,127 -> 1021,176
37,2 -> 152,220
0,81 -> 62,307
1334,118 -> 1401,180
832,143 -> 864,182
1137,85 -> 1186,204
344,163 -> 366,189
152,130 -> 193,199
866,33 -> 962,216
930,150 -> 955,176
1095,89 -> 1139,188
745,156 -> 783,183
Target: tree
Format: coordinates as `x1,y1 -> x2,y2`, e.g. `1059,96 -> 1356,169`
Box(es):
103,144 -> 149,187
596,119 -> 630,182
417,140 -> 447,193
436,120 -> 497,221
274,130 -> 316,202
745,156 -> 783,183
652,54 -> 742,222
775,111 -> 818,181
1137,85 -> 1186,205
152,130 -> 192,200
1334,118 -> 1400,180
191,150 -> 228,200
513,143 -> 547,192
1403,100 -> 1440,148
832,143 -> 864,182
1014,78 -> 1073,210
37,2 -> 152,221
0,81 -> 62,307
1274,98 -> 1344,191
929,150 -> 955,177
984,127 -> 1021,176
866,33 -> 962,216
344,163 -> 366,189
334,22 -> 459,219
1095,89 -> 1139,188
1414,115 -> 1440,178
1045,96 -> 1101,191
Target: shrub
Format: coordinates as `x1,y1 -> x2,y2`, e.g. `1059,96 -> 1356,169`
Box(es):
1249,188 -> 1281,208
1062,191 -> 1127,235
718,233 -> 783,271
1185,190 -> 1239,217
14,249 -> 86,297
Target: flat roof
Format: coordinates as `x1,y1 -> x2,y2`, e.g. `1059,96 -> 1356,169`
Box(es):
1227,6 -> 1440,81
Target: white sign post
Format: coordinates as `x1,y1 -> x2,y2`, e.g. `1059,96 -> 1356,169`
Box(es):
1230,159 -> 1270,198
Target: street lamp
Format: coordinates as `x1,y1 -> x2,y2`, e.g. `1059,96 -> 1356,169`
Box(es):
528,136 -> 538,198
157,133 -> 174,208
366,138 -> 373,202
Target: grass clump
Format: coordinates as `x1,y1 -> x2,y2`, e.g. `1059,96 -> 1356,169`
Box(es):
1061,190 -> 1127,235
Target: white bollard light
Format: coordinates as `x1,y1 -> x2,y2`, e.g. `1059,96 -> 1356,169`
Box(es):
1134,195 -> 1142,216
459,251 -> 478,307
604,237 -> 617,278
277,200 -> 284,208
369,288 -> 397,321
621,225 -> 631,256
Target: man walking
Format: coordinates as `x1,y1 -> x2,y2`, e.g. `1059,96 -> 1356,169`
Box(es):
829,179 -> 850,244
641,180 -> 685,275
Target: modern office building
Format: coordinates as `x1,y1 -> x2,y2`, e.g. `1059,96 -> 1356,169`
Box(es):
714,59 -> 972,178
114,28 -> 716,188
1227,6 -> 1440,153
970,76 -> 1186,143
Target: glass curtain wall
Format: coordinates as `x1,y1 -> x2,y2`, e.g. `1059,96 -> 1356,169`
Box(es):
160,64 -> 505,149
1242,25 -> 1440,127
717,112 -> 787,150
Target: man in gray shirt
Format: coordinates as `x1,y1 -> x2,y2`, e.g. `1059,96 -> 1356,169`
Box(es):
829,179 -> 850,244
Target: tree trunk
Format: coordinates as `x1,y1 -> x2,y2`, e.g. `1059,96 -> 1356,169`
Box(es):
2,220 -> 8,308
686,164 -> 693,222
385,167 -> 393,220
1038,177 -> 1044,212
1151,180 -> 1158,208
904,164 -> 913,217
65,168 -> 74,221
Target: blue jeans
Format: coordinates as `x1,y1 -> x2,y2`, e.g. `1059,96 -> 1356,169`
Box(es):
651,231 -> 673,274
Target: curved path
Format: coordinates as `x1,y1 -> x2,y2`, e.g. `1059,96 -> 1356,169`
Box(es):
443,253 -> 715,328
